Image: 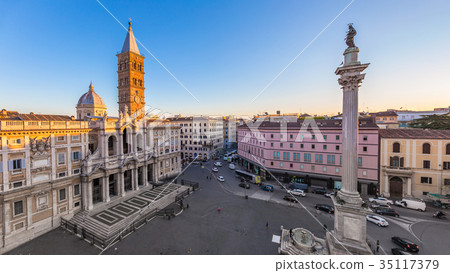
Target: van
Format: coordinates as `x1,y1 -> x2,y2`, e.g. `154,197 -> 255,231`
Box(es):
394,198 -> 426,212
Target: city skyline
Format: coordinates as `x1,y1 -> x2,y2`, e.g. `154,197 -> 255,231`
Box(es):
1,0 -> 450,117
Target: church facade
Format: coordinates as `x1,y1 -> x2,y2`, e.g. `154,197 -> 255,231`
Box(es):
0,22 -> 181,253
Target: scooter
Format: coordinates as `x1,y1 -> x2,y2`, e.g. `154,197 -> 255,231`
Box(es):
433,211 -> 446,219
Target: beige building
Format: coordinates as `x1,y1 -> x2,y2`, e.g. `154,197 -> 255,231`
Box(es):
379,129 -> 450,200
0,22 -> 181,253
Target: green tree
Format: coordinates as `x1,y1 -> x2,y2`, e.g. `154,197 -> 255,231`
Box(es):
409,114 -> 450,129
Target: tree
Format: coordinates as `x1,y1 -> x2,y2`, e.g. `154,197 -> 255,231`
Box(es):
409,114 -> 450,130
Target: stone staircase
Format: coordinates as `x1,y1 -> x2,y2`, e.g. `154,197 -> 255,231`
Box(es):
61,183 -> 193,248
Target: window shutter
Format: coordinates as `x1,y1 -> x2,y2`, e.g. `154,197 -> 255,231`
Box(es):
71,152 -> 75,160
8,160 -> 13,171
21,158 -> 26,169
400,157 -> 404,168
389,157 -> 393,167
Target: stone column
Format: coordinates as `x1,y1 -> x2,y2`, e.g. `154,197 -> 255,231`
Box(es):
406,177 -> 412,196
103,175 -> 110,203
118,171 -> 125,197
143,164 -> 148,187
86,180 -> 93,210
132,167 -> 138,190
26,196 -> 33,228
335,47 -> 369,205
384,173 -> 390,197
118,131 -> 124,157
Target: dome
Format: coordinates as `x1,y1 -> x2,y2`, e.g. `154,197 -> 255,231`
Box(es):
77,82 -> 105,106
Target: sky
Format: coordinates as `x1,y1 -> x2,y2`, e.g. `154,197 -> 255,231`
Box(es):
1,0 -> 450,118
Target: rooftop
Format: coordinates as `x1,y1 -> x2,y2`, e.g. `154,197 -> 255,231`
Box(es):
380,129 -> 450,139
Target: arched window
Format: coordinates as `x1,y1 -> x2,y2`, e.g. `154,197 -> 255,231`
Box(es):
422,143 -> 431,154
136,134 -> 143,151
393,142 -> 400,153
446,143 -> 450,155
108,135 -> 117,156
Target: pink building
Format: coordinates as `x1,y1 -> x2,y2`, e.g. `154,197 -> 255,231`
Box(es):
237,118 -> 379,195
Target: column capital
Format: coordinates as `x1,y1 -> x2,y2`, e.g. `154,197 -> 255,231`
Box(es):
337,74 -> 366,91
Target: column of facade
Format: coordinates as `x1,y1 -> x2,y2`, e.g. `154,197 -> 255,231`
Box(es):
118,131 -> 124,157
384,173 -> 389,197
406,177 -> 412,196
118,171 -> 125,197
102,175 -> 110,203
132,129 -> 137,154
4,203 -> 11,234
68,185 -> 73,211
143,164 -> 148,187
87,181 -> 93,210
132,167 -> 138,190
26,196 -> 32,228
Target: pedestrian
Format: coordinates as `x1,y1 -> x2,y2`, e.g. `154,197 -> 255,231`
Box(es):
289,228 -> 293,238
376,240 -> 380,253
206,175 -> 209,179
266,221 -> 269,230
323,224 -> 327,231
218,207 -> 221,213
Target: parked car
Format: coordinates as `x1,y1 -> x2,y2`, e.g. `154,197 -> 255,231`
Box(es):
391,248 -> 412,255
238,182 -> 250,189
394,198 -> 426,212
228,164 -> 236,170
366,215 -> 389,227
217,176 -> 225,182
369,197 -> 393,206
374,208 -> 399,217
212,167 -> 219,173
214,162 -> 222,167
315,204 -> 334,214
324,192 -> 335,198
261,185 -> 274,192
391,237 -> 419,252
312,188 -> 327,195
283,195 -> 299,203
288,189 -> 306,197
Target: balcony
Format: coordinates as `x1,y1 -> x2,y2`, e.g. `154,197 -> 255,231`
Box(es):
382,165 -> 413,176
0,120 -> 89,131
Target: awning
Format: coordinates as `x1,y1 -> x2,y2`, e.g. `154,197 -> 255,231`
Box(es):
427,193 -> 450,200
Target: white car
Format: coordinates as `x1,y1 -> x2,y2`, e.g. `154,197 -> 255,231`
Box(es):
217,176 -> 225,182
288,189 -> 306,197
214,162 -> 222,167
212,167 -> 219,173
366,215 -> 389,227
228,164 -> 235,170
368,197 -> 393,206
324,192 -> 335,198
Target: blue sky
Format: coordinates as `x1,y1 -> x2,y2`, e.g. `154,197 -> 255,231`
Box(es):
1,0 -> 450,117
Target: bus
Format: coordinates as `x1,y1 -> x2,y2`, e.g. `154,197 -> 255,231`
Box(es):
235,170 -> 261,184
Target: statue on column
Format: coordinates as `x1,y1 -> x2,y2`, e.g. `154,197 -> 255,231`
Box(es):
345,24 -> 357,48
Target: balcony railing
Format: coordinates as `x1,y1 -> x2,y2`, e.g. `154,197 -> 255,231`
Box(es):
0,120 -> 89,131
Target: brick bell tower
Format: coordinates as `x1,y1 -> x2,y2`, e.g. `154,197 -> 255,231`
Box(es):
117,21 -> 145,118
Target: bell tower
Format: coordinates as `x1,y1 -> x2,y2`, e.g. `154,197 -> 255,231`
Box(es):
117,21 -> 145,118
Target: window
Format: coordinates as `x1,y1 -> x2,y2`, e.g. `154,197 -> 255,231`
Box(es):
280,162 -> 283,167
57,153 -> 66,165
443,162 -> 450,170
300,144 -> 304,149
312,135 -> 315,140
335,168 -> 340,173
363,135 -> 368,141
74,184 -> 80,196
323,145 -> 327,150
270,143 -> 274,147
311,144 -> 315,149
71,135 -> 80,141
56,136 -> 66,142
280,143 -> 283,148
72,151 -> 81,161
323,135 -> 327,140
74,202 -> 80,207
270,162 -> 274,166
300,164 -> 304,169
423,160 -> 431,169
13,200 -> 24,216
9,159 -> 25,172
304,153 -> 311,162
393,142 -> 400,153
363,146 -> 368,152
273,151 -> 280,160
13,181 -> 23,188
420,177 -> 432,184
311,165 -> 315,171
423,192 -> 429,196
336,135 -> 340,140
446,144 -> 450,155
270,134 -> 273,138
283,152 -> 290,161
58,172 -> 66,178
358,157 -> 362,166
290,134 -> 293,139
444,179 -> 450,186
59,189 -> 67,201
422,143 -> 431,154
290,143 -> 293,148
336,145 -> 340,151
362,170 -> 367,176
315,154 -> 323,163
323,166 -> 327,172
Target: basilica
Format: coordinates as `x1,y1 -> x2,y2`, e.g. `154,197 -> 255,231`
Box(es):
0,22 -> 181,253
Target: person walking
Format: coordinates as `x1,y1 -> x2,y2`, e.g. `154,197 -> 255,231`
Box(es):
376,240 -> 380,253
265,221 -> 269,230
217,207 -> 221,213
